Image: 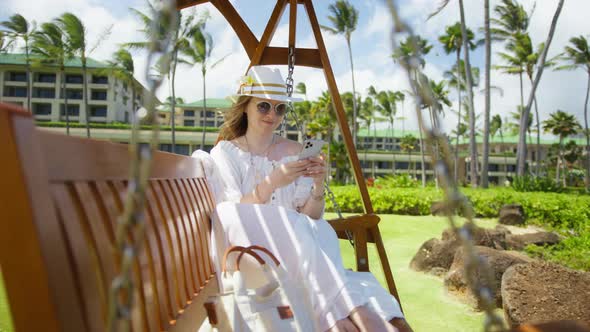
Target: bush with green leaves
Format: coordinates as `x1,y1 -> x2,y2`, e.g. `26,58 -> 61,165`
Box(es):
511,175 -> 563,193
374,174 -> 419,188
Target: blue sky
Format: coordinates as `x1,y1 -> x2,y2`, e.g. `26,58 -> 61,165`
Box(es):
2,0 -> 590,134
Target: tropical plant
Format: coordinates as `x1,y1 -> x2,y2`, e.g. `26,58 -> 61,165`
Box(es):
105,48 -> 136,122
0,31 -> 12,52
2,14 -> 36,111
400,134 -> 418,178
543,110 -> 582,185
490,114 -> 508,177
32,22 -> 73,134
368,86 -> 404,175
392,35 -> 432,76
308,91 -> 336,177
180,18 -> 227,150
557,35 -> 590,188
128,2 -> 201,153
359,96 -> 375,174
482,0 -> 492,188
321,0 -> 359,146
431,1 -> 479,187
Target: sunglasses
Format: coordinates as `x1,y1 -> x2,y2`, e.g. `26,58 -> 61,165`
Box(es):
256,101 -> 289,117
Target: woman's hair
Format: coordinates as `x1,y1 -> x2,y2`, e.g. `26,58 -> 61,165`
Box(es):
219,96 -> 252,141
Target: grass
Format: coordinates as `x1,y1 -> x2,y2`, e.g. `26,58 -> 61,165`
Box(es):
0,214 -> 500,332
331,213 -> 502,332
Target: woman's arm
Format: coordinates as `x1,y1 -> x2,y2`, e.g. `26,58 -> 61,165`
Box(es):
299,184 -> 325,219
240,160 -> 311,204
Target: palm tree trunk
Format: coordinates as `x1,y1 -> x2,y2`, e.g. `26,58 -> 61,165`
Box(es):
584,73 -> 590,188
458,0 -> 478,188
372,122 -> 377,178
501,129 -> 508,179
25,44 -> 31,112
390,120 -> 396,174
454,51 -> 462,182
482,0 -> 491,188
82,64 -> 90,138
557,136 -> 563,184
346,38 -> 358,146
62,69 -> 70,136
200,69 -> 207,150
171,50 -> 178,153
517,0 -> 565,176
418,125 -> 426,187
533,95 -> 541,176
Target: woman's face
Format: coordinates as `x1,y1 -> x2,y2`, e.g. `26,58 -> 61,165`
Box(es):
244,97 -> 286,135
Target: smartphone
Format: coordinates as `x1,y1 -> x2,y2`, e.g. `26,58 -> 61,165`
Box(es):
298,139 -> 326,160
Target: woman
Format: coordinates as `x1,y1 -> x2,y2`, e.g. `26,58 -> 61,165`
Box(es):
210,66 -> 412,332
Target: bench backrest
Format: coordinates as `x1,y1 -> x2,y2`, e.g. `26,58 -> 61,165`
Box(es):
0,103 -> 218,332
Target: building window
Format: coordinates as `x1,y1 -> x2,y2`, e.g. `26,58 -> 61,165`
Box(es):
65,74 -> 83,84
159,144 -> 173,152
91,90 -> 108,100
92,75 -> 108,84
33,103 -> 52,115
201,110 -> 215,117
33,87 -> 56,98
184,120 -> 195,126
63,89 -> 83,100
8,71 -> 27,82
184,110 -> 195,117
60,104 -> 80,116
175,144 -> 189,155
200,120 -> 216,127
90,105 -> 107,117
36,73 -> 56,83
4,86 -> 28,97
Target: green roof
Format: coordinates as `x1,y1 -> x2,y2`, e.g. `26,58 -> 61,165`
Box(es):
178,98 -> 232,109
357,128 -> 422,138
0,53 -> 110,69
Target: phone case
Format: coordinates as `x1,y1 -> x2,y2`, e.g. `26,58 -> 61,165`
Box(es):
298,139 -> 326,160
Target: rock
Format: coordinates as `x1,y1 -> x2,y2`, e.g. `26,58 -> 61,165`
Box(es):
442,224 -> 508,250
506,232 -> 561,251
430,201 -> 448,216
502,262 -> 590,327
499,204 -> 526,226
444,246 -> 532,310
409,237 -> 460,272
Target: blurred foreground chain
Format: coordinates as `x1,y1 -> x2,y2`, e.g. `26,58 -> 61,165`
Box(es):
106,1 -> 178,331
384,1 -> 507,331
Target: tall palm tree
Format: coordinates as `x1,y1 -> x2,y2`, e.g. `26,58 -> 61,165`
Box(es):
431,1 -> 479,187
32,22 -> 72,134
557,35 -> 590,188
308,91 -> 336,179
369,86 -> 404,175
515,0 -> 564,176
128,2 -> 199,153
105,48 -> 137,121
490,0 -> 532,42
2,14 -> 35,111
57,13 -> 91,138
180,21 -> 227,150
321,0 -> 359,145
400,134 -> 418,178
490,114 -> 508,178
543,110 -> 582,184
482,0 -> 492,188
0,31 -> 11,52
359,96 -> 375,175
296,82 -> 308,99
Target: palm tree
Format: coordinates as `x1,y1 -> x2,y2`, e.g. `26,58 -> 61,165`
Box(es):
490,114 -> 508,178
128,2 -> 200,153
431,1 -> 479,187
32,22 -> 73,134
308,91 -> 336,177
105,48 -> 137,122
359,96 -> 375,176
180,21 -> 227,150
2,14 -> 35,111
0,31 -> 11,52
369,86 -> 404,175
400,134 -> 418,178
543,110 -> 581,185
321,0 -> 359,145
490,0 -> 532,42
57,13 -> 91,138
392,35 -> 432,77
482,0 -> 492,188
557,35 -> 590,188
515,0 -> 565,176
296,82 -> 308,99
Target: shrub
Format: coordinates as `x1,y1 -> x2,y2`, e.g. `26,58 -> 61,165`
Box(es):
511,175 -> 563,193
374,174 -> 419,188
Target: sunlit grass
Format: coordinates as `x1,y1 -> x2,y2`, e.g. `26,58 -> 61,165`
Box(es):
0,270 -> 12,332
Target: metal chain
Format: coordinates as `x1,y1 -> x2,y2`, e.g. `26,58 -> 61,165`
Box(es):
280,46 -> 297,137
106,1 -> 177,331
385,1 -> 506,331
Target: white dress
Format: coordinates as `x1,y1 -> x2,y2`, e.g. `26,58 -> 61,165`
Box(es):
208,141 -> 403,331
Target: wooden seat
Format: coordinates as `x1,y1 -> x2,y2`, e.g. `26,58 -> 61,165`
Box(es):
0,103 -> 218,332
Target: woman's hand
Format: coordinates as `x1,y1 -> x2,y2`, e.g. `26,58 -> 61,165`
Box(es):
304,154 -> 327,188
267,159 -> 311,189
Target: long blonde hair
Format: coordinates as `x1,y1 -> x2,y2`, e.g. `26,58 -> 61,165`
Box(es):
219,96 -> 252,141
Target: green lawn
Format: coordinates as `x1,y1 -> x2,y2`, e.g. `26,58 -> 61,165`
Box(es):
0,214 -> 500,332
333,213 -> 502,332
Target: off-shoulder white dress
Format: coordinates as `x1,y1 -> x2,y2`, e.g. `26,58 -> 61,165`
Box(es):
208,140 -> 403,331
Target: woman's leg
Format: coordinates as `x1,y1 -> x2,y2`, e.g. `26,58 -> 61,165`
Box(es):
325,318 -> 359,332
389,317 -> 414,332
348,306 -> 398,332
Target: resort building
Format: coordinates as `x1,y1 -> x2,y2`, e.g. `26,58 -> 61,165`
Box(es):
0,53 -> 153,124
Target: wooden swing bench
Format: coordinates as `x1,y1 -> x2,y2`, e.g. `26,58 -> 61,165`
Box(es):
0,103 -> 390,332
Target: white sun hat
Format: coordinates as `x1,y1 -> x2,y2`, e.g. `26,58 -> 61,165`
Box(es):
230,65 -> 303,102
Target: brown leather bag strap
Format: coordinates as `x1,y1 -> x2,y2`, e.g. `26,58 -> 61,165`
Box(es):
222,245 -> 265,273
236,245 -> 281,270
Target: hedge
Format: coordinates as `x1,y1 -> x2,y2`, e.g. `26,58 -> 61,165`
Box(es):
36,121 -> 219,132
326,186 -> 590,232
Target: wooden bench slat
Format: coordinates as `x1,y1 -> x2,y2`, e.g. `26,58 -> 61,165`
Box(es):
180,179 -> 208,284
190,179 -> 215,277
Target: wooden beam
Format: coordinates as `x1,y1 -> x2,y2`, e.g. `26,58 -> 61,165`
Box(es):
249,0 -> 288,68
258,47 -> 322,68
370,225 -> 403,310
302,0 -> 374,214
209,0 -> 259,59
326,214 -> 379,232
288,0 -> 297,50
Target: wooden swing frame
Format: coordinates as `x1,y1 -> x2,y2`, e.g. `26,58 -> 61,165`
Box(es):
176,0 -> 401,304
